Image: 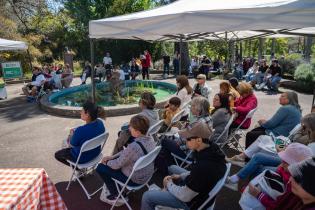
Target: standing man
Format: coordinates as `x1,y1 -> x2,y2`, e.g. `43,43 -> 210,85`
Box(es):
103,52 -> 112,70
199,56 -> 211,79
141,50 -> 151,80
163,54 -> 170,78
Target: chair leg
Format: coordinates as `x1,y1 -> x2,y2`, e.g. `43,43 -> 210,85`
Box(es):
66,167 -> 76,191
76,177 -> 91,199
111,182 -> 132,210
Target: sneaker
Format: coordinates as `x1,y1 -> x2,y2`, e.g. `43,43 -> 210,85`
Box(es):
226,155 -> 245,167
224,178 -> 238,191
100,194 -> 127,207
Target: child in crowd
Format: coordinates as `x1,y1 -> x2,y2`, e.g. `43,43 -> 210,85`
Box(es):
97,115 -> 155,206
113,92 -> 158,154
159,96 -> 181,133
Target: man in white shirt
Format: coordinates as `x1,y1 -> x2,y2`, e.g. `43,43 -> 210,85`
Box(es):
22,67 -> 46,97
103,52 -> 112,69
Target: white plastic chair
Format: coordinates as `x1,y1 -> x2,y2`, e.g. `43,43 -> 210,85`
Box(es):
147,120 -> 164,137
227,108 -> 257,152
287,123 -> 302,140
66,132 -> 109,199
110,146 -> 162,210
164,109 -> 186,133
171,150 -> 193,168
156,163 -> 231,210
215,114 -> 235,144
198,163 -> 231,210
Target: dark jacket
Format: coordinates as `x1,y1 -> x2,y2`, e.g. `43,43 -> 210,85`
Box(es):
186,142 -> 226,209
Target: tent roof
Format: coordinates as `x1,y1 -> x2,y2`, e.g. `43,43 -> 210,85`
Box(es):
89,0 -> 315,41
0,38 -> 28,51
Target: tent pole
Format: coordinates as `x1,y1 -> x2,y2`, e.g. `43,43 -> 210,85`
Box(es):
90,38 -> 96,103
179,35 -> 183,75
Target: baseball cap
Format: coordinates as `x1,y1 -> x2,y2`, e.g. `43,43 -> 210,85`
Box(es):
178,122 -> 212,140
278,143 -> 313,165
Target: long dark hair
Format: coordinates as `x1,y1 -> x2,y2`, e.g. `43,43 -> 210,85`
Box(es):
82,100 -> 106,121
176,75 -> 192,94
211,93 -> 232,115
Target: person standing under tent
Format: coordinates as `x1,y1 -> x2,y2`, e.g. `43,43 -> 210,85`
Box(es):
142,50 -> 151,80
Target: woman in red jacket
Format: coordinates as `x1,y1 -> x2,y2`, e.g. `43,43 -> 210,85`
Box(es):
141,50 -> 151,80
230,82 -> 257,131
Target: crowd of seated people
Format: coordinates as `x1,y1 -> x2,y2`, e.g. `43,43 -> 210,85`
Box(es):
22,63 -> 73,101
53,74 -> 315,209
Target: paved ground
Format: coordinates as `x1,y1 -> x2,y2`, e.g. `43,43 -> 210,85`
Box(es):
0,76 -> 313,210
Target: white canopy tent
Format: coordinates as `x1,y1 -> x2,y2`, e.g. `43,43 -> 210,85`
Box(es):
88,0 -> 315,102
89,0 -> 315,41
0,38 -> 28,51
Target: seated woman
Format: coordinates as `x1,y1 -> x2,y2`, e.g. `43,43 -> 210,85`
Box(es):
219,81 -> 240,109
230,82 -> 257,131
245,61 -> 259,82
244,147 -> 313,210
55,101 -> 106,167
192,74 -> 211,100
142,122 -> 226,210
156,97 -> 212,175
96,115 -> 156,205
113,92 -> 158,154
210,93 -> 232,143
226,113 -> 315,178
159,96 -> 181,133
245,91 -> 301,148
225,143 -> 312,193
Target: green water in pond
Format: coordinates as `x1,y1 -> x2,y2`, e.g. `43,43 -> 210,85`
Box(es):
51,86 -> 175,107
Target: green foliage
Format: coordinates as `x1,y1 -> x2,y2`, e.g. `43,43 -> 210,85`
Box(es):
281,53 -> 303,76
294,63 -> 315,83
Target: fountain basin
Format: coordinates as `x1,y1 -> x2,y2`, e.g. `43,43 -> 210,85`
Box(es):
40,80 -> 177,118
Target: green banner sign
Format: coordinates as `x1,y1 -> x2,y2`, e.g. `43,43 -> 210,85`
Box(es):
1,61 -> 23,79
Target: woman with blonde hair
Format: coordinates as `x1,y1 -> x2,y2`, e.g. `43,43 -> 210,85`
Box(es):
230,82 -> 258,130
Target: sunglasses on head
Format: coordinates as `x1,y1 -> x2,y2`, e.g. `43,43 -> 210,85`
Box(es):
187,136 -> 199,141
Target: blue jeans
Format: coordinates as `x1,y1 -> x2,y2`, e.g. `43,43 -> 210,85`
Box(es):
234,69 -> 244,80
237,153 -> 281,179
141,165 -> 189,210
267,76 -> 281,90
96,164 -> 139,196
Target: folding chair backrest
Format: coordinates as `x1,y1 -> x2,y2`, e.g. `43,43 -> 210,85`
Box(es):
237,108 -> 257,129
146,120 -> 164,136
133,146 -> 162,172
197,163 -> 231,210
80,132 -> 109,153
171,109 -> 186,124
215,114 -> 235,143
181,101 -> 191,110
288,123 -> 301,139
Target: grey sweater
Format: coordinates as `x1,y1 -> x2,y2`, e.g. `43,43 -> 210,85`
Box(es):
107,136 -> 156,184
139,109 -> 159,126
210,108 -> 231,143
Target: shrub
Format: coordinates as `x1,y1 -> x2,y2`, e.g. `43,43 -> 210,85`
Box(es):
281,53 -> 303,76
294,63 -> 315,82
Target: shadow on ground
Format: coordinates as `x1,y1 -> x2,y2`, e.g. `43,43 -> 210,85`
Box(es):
56,147 -> 242,210
0,96 -> 46,122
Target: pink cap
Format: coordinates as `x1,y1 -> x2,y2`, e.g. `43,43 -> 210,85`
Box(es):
278,143 -> 313,165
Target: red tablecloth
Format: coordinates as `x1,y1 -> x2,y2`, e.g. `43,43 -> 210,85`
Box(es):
0,168 -> 67,210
